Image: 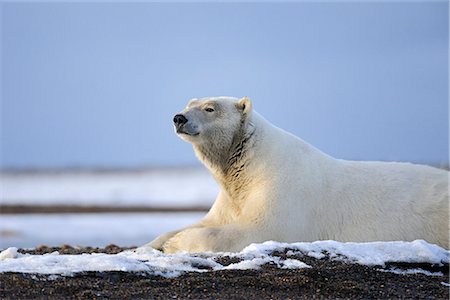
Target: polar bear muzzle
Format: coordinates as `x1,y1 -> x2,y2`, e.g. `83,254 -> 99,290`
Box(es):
173,114 -> 199,136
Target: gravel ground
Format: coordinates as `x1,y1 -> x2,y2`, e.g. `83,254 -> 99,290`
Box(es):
1,245 -> 449,299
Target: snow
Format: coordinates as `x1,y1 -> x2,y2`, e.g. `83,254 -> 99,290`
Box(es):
0,213 -> 205,248
0,240 -> 447,278
241,240 -> 449,266
0,246 -> 311,277
281,258 -> 311,269
223,256 -> 280,270
0,168 -> 218,207
378,268 -> 443,277
0,247 -> 18,261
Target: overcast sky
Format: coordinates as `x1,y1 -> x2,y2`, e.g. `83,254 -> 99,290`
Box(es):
1,2 -> 448,169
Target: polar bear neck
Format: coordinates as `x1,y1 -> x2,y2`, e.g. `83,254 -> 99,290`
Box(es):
193,116 -> 257,197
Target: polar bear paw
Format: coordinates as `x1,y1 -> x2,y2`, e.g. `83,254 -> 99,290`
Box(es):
160,227 -> 244,254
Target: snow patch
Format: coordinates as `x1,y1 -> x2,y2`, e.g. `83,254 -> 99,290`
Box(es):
241,240 -> 449,266
0,247 -> 18,261
281,259 -> 311,269
378,268 -> 444,276
0,240 -> 448,278
223,256 -> 277,270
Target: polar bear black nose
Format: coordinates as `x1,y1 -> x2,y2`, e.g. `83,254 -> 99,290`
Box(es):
173,114 -> 188,126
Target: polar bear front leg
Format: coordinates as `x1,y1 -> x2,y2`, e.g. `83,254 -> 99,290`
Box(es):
145,230 -> 182,251
162,225 -> 258,253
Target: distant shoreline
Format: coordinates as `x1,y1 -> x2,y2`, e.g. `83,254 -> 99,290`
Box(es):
0,205 -> 209,214
0,165 -> 205,174
1,162 -> 448,173
0,160 -> 450,174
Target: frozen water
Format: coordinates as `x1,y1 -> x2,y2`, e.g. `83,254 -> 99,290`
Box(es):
0,213 -> 204,248
0,168 -> 218,207
0,168 -> 213,249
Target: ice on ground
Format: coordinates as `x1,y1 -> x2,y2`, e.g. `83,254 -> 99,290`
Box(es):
0,240 -> 448,278
0,168 -> 218,207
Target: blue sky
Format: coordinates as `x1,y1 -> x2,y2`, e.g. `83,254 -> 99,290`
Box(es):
1,2 -> 448,169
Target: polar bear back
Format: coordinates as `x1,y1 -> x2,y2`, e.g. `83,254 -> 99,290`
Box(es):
242,112 -> 449,247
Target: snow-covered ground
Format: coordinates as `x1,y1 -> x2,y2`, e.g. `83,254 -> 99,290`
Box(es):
0,168 -> 218,207
0,213 -> 205,248
0,240 -> 448,278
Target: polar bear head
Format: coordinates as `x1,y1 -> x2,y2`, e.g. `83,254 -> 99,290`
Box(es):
173,96 -> 253,147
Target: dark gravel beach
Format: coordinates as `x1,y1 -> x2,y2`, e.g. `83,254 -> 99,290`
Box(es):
1,245 -> 448,299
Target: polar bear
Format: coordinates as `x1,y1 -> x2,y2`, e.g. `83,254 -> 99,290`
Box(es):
148,96 -> 449,253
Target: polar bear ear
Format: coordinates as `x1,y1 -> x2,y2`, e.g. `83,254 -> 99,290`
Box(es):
237,96 -> 253,116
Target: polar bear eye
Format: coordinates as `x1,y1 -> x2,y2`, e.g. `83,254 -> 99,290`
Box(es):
205,107 -> 215,113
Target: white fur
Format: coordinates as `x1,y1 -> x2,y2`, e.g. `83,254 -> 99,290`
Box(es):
148,97 -> 449,253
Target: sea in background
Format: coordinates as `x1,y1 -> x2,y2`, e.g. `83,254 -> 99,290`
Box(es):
0,168 -> 218,248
